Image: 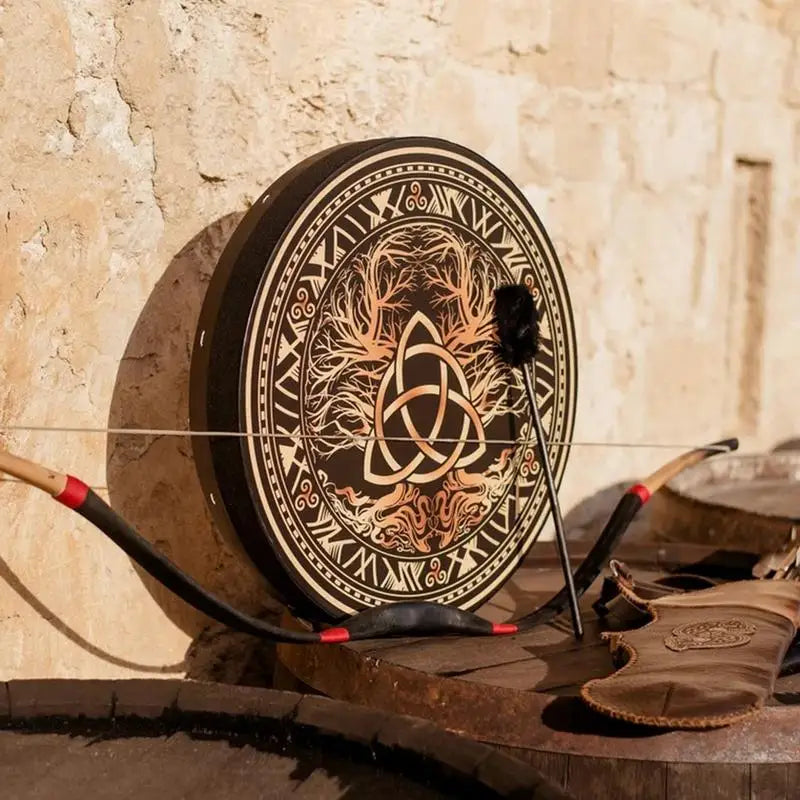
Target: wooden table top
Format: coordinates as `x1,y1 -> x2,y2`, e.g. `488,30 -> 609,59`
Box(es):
278,541 -> 800,765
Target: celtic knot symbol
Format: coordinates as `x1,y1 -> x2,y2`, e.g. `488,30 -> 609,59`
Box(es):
364,311 -> 486,485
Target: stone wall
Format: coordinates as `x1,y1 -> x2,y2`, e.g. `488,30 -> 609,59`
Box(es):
1,0 -> 799,678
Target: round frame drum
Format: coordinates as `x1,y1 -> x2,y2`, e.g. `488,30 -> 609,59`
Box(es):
190,137 -> 577,620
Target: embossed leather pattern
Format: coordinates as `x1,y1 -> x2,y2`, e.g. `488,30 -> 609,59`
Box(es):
582,579 -> 800,728
663,618 -> 756,652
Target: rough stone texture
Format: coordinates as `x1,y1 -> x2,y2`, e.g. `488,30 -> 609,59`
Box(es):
610,2 -> 716,85
714,18 -> 791,100
1,0 -> 800,680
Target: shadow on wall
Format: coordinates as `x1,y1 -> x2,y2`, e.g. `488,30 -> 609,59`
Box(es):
105,213 -> 280,640
773,438 -> 800,452
0,216 -> 285,679
183,621 -> 280,687
562,478 -> 654,544
0,552 -> 186,674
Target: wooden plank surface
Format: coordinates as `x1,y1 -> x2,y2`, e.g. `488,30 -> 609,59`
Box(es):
338,542 -> 767,701
750,764 -> 790,799
566,757 -> 666,800
455,640 -> 612,693
277,540 -> 800,766
275,483 -> 800,798
0,731 -> 448,800
0,680 -> 569,799
334,556 -> 684,698
665,763 -> 749,800
506,748 -> 569,790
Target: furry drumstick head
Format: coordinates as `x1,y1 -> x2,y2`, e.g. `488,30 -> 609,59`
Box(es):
493,283 -> 539,368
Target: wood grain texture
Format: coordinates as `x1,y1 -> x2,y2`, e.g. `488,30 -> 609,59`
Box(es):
0,679 -> 569,799
505,748 -> 569,790
566,757 -> 666,800
278,541 -> 800,773
750,764 -> 789,800
0,730 -> 449,800
665,763 -> 748,800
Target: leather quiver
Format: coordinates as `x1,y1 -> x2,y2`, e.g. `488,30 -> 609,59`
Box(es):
582,575 -> 800,729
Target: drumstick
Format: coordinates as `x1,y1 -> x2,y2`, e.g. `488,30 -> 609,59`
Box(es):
493,283 -> 583,639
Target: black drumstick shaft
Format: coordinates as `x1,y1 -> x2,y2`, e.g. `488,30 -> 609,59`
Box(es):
522,363 -> 583,639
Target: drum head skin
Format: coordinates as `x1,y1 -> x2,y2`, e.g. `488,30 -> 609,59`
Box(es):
190,137 -> 577,621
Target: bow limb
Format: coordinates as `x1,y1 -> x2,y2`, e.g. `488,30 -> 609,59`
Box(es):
0,448 -> 494,643
0,447 -> 319,644
635,437 -> 738,496
513,437 -> 739,632
0,449 -> 71,496
0,438 -> 740,644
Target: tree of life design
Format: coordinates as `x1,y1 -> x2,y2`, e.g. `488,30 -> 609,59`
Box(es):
303,223 -> 528,556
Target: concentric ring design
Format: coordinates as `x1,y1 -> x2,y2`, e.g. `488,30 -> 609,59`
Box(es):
192,137 -> 577,620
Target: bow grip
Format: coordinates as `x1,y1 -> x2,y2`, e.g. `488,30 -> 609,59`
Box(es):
334,601 -> 497,641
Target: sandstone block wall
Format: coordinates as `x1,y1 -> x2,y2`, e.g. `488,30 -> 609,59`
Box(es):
1,0 -> 799,678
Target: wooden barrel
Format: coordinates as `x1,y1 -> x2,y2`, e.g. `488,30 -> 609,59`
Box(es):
0,678 -> 569,799
650,452 -> 800,553
277,541 -> 800,800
